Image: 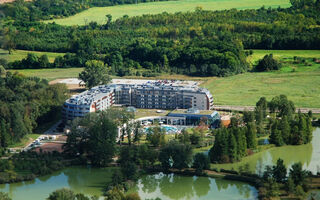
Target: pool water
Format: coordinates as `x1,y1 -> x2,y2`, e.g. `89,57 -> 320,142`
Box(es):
144,125 -> 178,134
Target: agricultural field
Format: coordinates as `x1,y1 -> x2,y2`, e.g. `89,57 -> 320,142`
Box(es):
0,49 -> 65,63
201,70 -> 320,108
249,50 -> 320,64
44,0 -> 290,26
9,68 -> 83,81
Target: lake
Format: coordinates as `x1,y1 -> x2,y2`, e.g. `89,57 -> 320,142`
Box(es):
0,167 -> 258,200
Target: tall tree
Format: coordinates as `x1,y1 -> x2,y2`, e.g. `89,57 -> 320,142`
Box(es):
192,153 -> 210,174
79,60 -> 111,89
272,159 -> 287,183
246,122 -> 257,149
228,132 -> 238,162
289,162 -> 308,186
280,116 -> 291,144
64,111 -> 118,166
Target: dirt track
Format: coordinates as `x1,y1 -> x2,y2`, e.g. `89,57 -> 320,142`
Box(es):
214,105 -> 320,114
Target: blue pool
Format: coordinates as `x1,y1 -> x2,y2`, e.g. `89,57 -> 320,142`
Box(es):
144,125 -> 178,134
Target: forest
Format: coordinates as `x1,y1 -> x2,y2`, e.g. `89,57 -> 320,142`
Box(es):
0,71 -> 68,154
1,0 -> 320,77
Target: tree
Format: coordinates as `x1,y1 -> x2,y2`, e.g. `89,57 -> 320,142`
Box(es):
280,116 -> 290,144
133,122 -> 142,144
255,97 -> 268,123
159,141 -> 192,170
228,132 -> 238,162
192,153 -> 210,174
64,111 -> 118,166
79,60 -> 111,89
87,113 -> 118,166
209,128 -> 229,163
264,178 -> 280,198
246,123 -> 257,149
255,54 -> 281,72
243,111 -> 255,124
38,55 -> 50,68
270,121 -> 284,146
268,95 -> 295,119
111,169 -> 124,186
289,162 -> 308,186
272,159 -> 287,183
286,177 -> 295,193
105,14 -> 112,30
1,27 -> 16,54
146,126 -> 166,147
47,188 -> 76,200
178,129 -> 191,144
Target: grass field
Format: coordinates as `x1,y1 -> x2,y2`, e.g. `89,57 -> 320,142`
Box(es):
249,50 -> 320,64
9,68 -> 83,81
0,49 -> 65,63
201,70 -> 320,108
44,0 -> 290,26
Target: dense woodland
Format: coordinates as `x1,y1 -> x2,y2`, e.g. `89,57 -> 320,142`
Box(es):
1,0 -> 320,76
0,72 -> 68,154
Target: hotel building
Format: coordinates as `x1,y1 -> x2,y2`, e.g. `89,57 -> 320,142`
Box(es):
62,82 -> 214,122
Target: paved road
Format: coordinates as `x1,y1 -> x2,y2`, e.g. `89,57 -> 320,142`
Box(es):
214,105 -> 320,113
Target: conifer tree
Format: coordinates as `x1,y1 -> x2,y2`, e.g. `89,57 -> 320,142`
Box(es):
305,116 -> 313,143
246,122 -> 257,149
272,158 -> 287,183
280,116 -> 291,144
270,121 -> 284,146
228,132 -> 238,162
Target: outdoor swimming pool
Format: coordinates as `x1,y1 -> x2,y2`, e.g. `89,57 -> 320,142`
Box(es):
144,125 -> 179,134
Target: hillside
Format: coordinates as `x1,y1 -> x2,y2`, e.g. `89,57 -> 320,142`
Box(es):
44,0 -> 291,26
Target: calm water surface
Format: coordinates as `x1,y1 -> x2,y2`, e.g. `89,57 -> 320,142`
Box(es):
128,173 -> 258,200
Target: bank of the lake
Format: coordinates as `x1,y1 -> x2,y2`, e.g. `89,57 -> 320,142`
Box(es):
212,128 -> 320,174
0,167 -> 116,200
0,166 -> 258,200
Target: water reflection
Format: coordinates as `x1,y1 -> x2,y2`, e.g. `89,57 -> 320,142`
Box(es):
0,167 -> 114,200
193,177 -> 210,198
130,173 -> 258,200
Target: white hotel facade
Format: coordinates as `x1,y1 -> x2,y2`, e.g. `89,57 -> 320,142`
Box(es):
62,82 -> 214,122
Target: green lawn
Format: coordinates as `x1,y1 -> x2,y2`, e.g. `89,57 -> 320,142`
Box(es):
0,49 -> 65,63
248,50 -> 320,64
44,0 -> 290,26
202,50 -> 320,108
9,68 -> 83,81
201,70 -> 320,108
